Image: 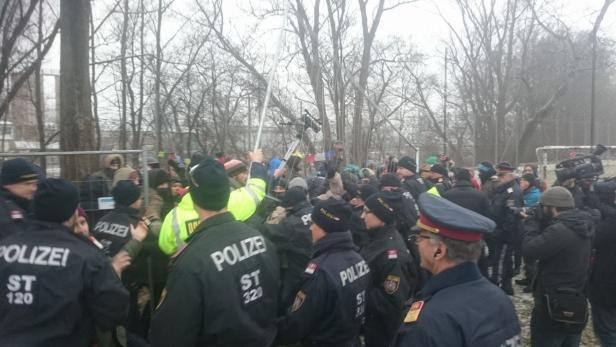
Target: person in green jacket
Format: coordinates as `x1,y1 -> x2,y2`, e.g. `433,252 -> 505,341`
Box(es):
158,149 -> 267,255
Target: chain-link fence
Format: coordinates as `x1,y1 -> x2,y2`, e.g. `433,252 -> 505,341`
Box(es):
0,150 -> 150,225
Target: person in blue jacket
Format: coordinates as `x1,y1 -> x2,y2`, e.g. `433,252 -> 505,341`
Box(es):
520,173 -> 542,207
397,194 -> 521,347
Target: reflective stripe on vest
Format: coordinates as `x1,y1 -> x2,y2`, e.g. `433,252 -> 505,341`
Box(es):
171,207 -> 185,248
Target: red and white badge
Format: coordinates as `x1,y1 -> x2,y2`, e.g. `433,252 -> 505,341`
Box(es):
305,263 -> 318,275
387,249 -> 398,259
10,210 -> 23,220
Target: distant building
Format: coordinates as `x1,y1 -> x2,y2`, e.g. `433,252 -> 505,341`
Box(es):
3,71 -> 60,153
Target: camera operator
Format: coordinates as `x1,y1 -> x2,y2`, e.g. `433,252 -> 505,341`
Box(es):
521,187 -> 593,347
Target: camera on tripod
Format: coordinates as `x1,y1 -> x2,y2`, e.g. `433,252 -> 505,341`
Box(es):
555,144 -> 607,182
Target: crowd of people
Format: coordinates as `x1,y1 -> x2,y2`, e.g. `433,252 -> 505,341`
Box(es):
0,148 -> 614,347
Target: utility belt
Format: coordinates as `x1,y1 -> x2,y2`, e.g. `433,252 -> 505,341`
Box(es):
540,287 -> 588,325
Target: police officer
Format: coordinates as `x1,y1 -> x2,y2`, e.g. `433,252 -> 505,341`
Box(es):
0,158 -> 39,239
396,156 -> 426,201
277,199 -> 371,346
489,162 -> 523,295
360,192 -> 417,347
157,149 -> 268,255
0,178 -> 129,346
379,173 -> 419,243
262,186 -> 313,313
397,194 -> 521,346
425,164 -> 452,196
93,180 -> 147,258
151,157 -> 279,347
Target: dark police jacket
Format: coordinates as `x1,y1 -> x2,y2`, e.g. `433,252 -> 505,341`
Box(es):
398,262 -> 521,347
490,180 -> 523,243
0,220 -> 129,346
277,231 -> 371,347
263,200 -> 313,313
443,180 -> 491,218
360,225 -> 417,347
590,213 -> 616,308
0,189 -> 28,240
93,206 -> 142,257
150,212 -> 280,347
401,175 -> 427,202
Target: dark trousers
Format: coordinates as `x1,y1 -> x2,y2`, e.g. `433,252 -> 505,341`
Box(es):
592,304 -> 616,347
490,240 -> 514,286
530,306 -> 582,347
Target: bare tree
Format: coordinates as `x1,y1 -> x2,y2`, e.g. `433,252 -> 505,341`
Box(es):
60,0 -> 97,179
0,0 -> 59,121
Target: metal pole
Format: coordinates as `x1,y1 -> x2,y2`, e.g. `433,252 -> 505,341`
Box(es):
142,149 -> 149,207
590,35 -> 597,146
253,7 -> 287,153
443,49 -> 448,156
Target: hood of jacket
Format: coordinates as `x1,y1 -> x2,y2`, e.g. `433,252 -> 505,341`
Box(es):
556,209 -> 594,239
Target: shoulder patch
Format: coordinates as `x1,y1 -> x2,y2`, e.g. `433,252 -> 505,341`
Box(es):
507,187 -> 513,194
10,210 -> 23,220
304,262 -> 318,275
387,249 -> 398,259
185,219 -> 200,235
403,300 -> 424,323
384,275 -> 400,294
291,290 -> 306,312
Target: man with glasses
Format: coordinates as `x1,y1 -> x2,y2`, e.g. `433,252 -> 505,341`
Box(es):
359,192 -> 417,347
398,194 -> 521,346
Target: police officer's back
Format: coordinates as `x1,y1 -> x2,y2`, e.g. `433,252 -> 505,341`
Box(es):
360,192 -> 417,347
0,179 -> 129,346
277,199 -> 371,346
396,156 -> 427,201
0,158 -> 39,240
398,194 -> 520,347
151,158 -> 280,347
262,186 -> 313,313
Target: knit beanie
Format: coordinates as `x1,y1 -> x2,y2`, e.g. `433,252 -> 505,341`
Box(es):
379,173 -> 401,189
311,199 -> 352,233
148,169 -> 170,189
282,186 -> 308,208
364,191 -> 401,224
288,177 -> 308,191
190,157 -> 230,211
34,178 -> 79,223
1,158 -> 39,185
540,187 -> 574,208
398,156 -> 417,172
112,180 -> 141,207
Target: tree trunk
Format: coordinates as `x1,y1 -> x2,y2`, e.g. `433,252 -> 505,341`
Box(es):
60,0 -> 97,180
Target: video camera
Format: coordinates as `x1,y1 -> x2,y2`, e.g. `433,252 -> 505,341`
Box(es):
301,109 -> 321,133
555,144 -> 607,182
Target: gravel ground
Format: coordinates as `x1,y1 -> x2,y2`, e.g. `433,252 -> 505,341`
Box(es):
511,275 -> 599,346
